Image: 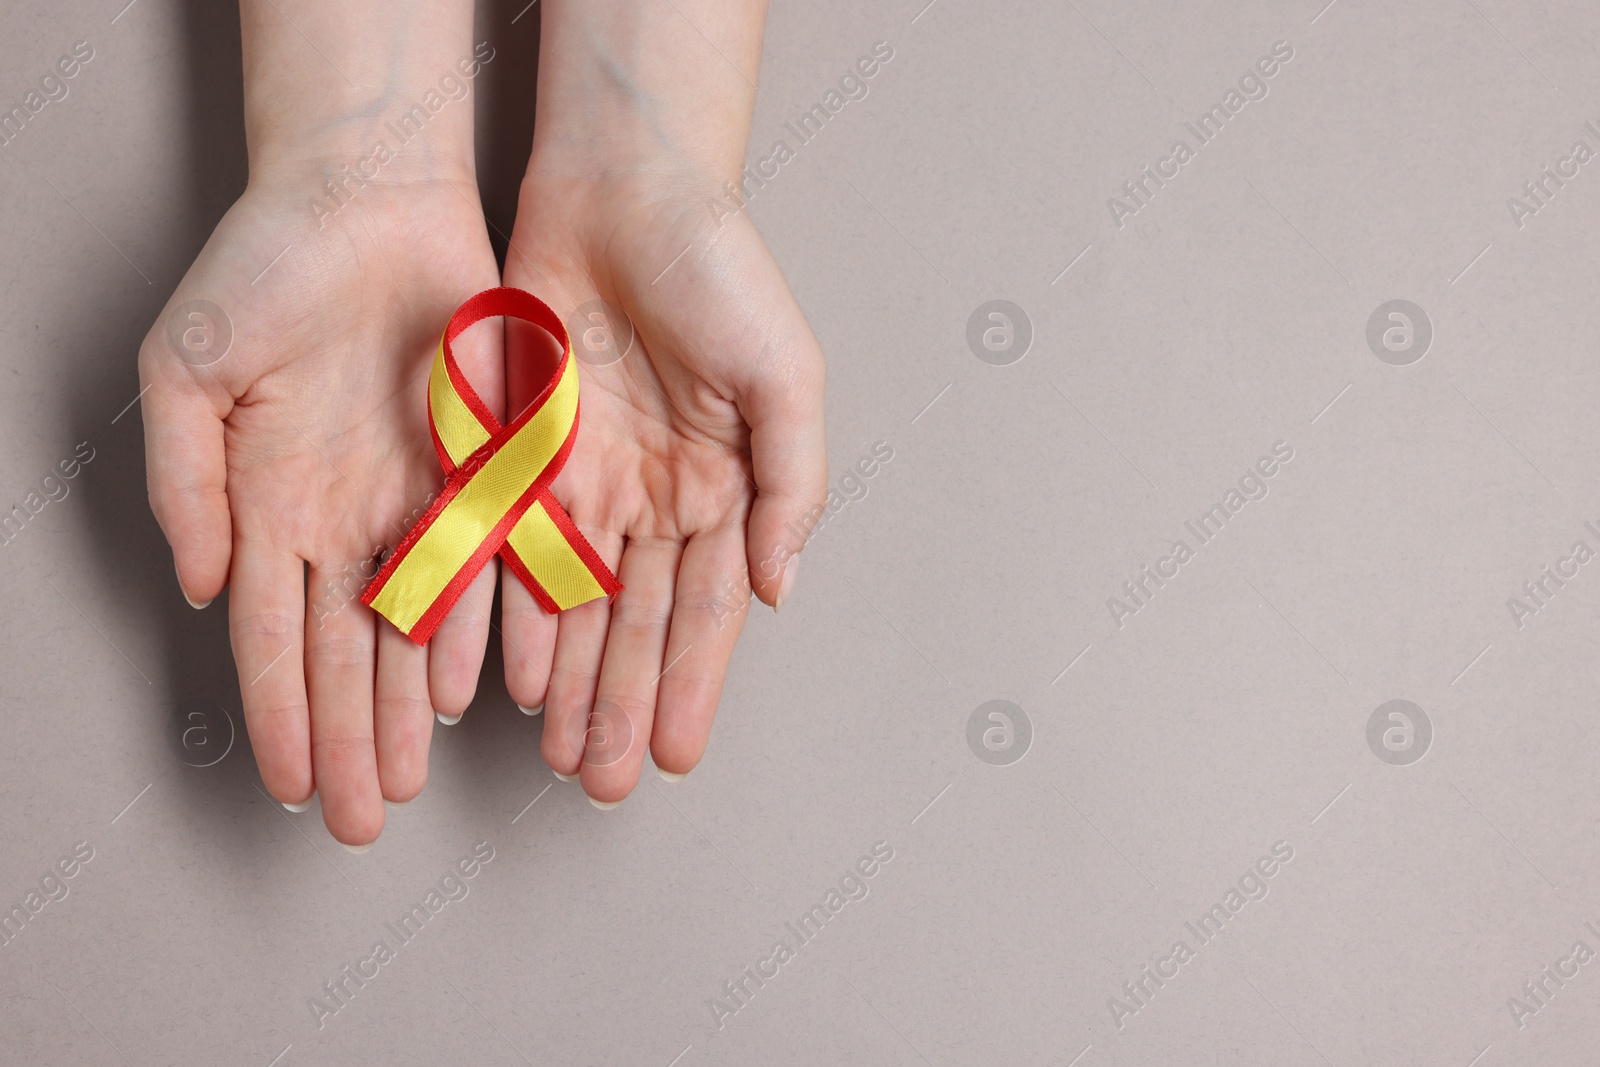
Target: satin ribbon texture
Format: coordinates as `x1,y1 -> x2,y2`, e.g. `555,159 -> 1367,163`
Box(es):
362,287 -> 621,645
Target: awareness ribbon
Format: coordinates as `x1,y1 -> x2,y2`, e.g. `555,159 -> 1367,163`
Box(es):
362,287 -> 621,644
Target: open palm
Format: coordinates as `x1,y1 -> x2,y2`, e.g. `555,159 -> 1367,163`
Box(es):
500,173 -> 828,805
140,174 -> 503,846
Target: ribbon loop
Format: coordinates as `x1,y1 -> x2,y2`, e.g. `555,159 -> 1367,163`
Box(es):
362,287 -> 621,644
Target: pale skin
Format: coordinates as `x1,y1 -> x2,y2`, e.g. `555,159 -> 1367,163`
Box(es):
140,0 -> 826,846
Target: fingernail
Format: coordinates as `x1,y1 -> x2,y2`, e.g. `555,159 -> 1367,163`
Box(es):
282,794 -> 314,813
517,703 -> 544,716
658,768 -> 687,782
589,797 -> 622,810
436,710 -> 463,725
553,770 -> 578,782
775,554 -> 799,612
176,560 -> 211,610
385,797 -> 412,808
342,841 -> 375,854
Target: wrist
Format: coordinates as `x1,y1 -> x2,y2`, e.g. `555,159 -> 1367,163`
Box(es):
530,0 -> 766,185
246,104 -> 481,197
240,2 -> 489,191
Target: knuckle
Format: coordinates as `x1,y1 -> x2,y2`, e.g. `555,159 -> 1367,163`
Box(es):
612,597 -> 672,632
596,693 -> 654,721
659,669 -> 722,711
233,611 -> 304,644
374,692 -> 432,721
675,588 -> 740,621
549,661 -> 600,689
312,733 -> 376,770
244,699 -> 309,727
308,633 -> 375,669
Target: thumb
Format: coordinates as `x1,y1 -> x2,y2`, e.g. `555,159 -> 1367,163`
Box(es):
140,342 -> 232,609
736,299 -> 827,612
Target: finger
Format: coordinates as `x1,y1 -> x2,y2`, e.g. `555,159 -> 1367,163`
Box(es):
731,279 -> 828,609
652,523 -> 749,778
305,562 -> 383,848
494,276 -> 570,714
582,538 -> 682,805
374,616 -> 433,803
502,566 -> 558,714
141,354 -> 231,607
229,538 -> 312,806
428,559 -> 496,722
423,274 -> 507,721
540,530 -> 623,778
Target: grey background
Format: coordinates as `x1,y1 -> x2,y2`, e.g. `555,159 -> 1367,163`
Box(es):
3,0 -> 1598,1063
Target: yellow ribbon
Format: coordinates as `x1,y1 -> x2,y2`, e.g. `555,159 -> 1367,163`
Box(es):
362,288 -> 620,644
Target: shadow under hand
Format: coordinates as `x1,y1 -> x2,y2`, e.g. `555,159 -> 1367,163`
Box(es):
476,0 -> 542,266
63,0 -> 255,849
